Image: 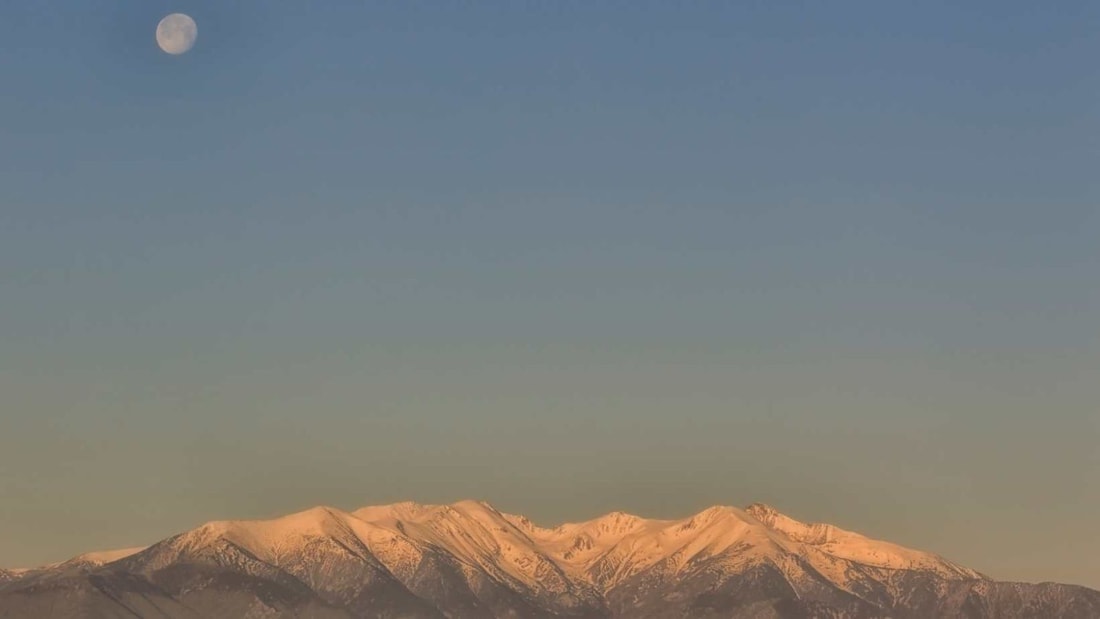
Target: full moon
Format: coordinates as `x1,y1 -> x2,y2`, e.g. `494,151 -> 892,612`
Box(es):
156,13 -> 198,55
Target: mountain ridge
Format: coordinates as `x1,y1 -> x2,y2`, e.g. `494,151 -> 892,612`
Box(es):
2,499 -> 1097,618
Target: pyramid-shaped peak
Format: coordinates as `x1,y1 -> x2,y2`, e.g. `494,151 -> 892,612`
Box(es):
670,505 -> 744,533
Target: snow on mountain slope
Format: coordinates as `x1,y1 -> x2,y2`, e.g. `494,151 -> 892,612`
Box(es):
745,502 -> 982,579
515,510 -> 651,568
155,504 -> 405,584
128,500 -> 600,616
178,506 -> 370,561
59,546 -> 147,568
352,499 -> 600,606
507,502 -> 979,592
142,499 -> 979,595
3,500 -> 978,596
6,499 -> 1100,618
122,505 -> 446,618
0,546 -> 148,579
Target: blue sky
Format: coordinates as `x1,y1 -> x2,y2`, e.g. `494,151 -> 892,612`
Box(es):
1,1 -> 1098,587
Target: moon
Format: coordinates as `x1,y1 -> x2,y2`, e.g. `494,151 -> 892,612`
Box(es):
156,13 -> 198,55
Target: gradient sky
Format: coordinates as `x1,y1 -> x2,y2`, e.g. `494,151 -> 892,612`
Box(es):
1,0 -> 1098,588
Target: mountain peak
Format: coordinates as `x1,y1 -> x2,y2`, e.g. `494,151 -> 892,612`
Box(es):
745,502 -> 835,544
63,547 -> 147,568
4,498 -> 1084,618
589,510 -> 643,532
745,502 -> 779,519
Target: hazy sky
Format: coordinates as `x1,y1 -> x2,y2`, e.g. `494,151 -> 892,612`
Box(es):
1,1 -> 1098,588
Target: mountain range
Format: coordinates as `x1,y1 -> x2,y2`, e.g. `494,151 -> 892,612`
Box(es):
1,500 -> 1097,618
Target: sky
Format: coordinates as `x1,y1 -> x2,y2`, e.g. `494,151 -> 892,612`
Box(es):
0,0 -> 1097,588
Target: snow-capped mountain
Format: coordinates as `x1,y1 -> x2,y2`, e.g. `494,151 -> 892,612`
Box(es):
1,500 -> 1098,618
46,547 -> 148,571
